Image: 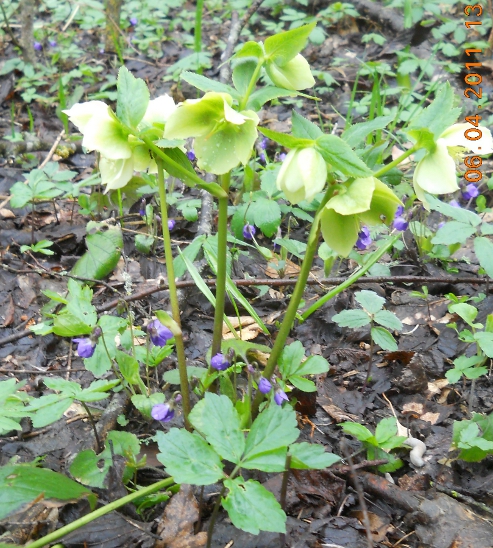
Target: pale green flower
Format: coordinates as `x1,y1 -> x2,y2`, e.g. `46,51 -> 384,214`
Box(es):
265,54 -> 315,91
276,148 -> 327,204
414,123 -> 493,208
164,92 -> 259,175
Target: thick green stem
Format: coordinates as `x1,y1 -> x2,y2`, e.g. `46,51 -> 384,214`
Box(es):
26,477 -> 175,548
373,144 -> 420,179
194,0 -> 204,53
251,188 -> 334,418
239,60 -> 263,111
155,158 -> 191,430
211,172 -> 231,357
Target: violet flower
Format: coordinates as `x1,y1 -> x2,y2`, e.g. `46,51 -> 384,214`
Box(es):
243,223 -> 256,240
148,319 -> 173,346
258,377 -> 272,394
274,387 -> 289,405
168,219 -> 176,230
211,353 -> 230,371
462,183 -> 479,200
33,42 -> 42,51
49,39 -> 57,47
449,199 -> 461,208
129,17 -> 138,25
279,152 -> 287,162
356,226 -> 372,250
72,337 -> 96,358
151,403 -> 174,422
393,216 -> 408,231
139,198 -> 146,217
186,150 -> 196,161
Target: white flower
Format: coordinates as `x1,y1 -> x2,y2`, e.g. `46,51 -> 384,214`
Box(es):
276,148 -> 327,204
142,94 -> 177,126
414,123 -> 493,208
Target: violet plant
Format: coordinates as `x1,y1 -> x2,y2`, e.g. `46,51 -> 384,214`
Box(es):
19,21 -> 493,545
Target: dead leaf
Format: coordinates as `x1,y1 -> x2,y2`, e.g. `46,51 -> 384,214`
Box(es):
155,485 -> 207,548
420,412 -> 440,425
427,379 -> 449,398
0,208 -> 15,218
402,402 -> 424,415
264,258 -> 300,278
222,316 -> 262,341
351,511 -> 390,542
2,294 -> 15,327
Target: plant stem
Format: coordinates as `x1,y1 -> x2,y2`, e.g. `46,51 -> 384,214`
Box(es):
206,485 -> 226,548
373,144 -> 419,178
364,320 -> 375,388
26,477 -> 175,548
251,187 -> 334,418
211,172 -> 231,357
194,0 -> 204,53
155,157 -> 191,430
80,401 -> 103,453
239,60 -> 263,111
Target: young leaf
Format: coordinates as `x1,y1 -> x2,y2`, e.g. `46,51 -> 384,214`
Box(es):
341,115 -> 393,148
189,394 -> 245,464
258,127 -> 314,149
371,326 -> 398,351
246,87 -> 298,111
449,303 -> 479,327
295,355 -> 330,376
116,66 -> 150,128
315,135 -> 373,177
222,477 -> 286,534
474,237 -> 493,279
354,290 -> 385,314
279,341 -> 305,378
341,422 -> 374,442
156,429 -> 224,485
264,22 -> 316,65
373,310 -> 403,331
253,197 -> 281,237
474,332 -> 493,358
289,442 -> 340,469
332,309 -> 370,328
292,111 -> 324,140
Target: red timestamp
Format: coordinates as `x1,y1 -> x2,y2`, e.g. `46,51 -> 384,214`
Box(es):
462,4 -> 484,184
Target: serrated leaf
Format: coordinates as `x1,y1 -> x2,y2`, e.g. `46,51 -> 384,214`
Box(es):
189,394 -> 245,464
373,310 -> 402,331
474,332 -> 493,358
354,290 -> 385,314
449,303 -> 479,327
291,110 -> 323,140
156,429 -> 224,485
223,477 -> 286,534
258,127 -> 314,149
431,221 -> 476,245
315,135 -> 372,177
289,442 -> 340,469
253,197 -> 281,237
371,326 -> 398,351
116,66 -> 149,128
341,115 -> 393,148
332,309 -> 370,328
474,237 -> 493,279
181,71 -> 239,100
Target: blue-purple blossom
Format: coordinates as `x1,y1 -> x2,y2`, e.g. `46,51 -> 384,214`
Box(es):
211,353 -> 230,371
72,338 -> 96,358
129,17 -> 138,25
151,403 -> 174,422
279,152 -> 287,162
186,150 -> 196,161
168,219 -> 176,230
449,199 -> 461,208
48,39 -> 57,47
33,42 -> 42,51
259,151 -> 266,164
139,198 -> 146,217
462,183 -> 479,200
274,387 -> 289,406
243,223 -> 256,240
356,226 -> 372,250
260,137 -> 268,150
395,205 -> 404,217
148,319 -> 173,346
393,217 -> 408,231
258,377 -> 272,394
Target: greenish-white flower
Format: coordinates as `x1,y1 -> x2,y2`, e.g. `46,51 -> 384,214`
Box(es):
414,123 -> 493,208
164,92 -> 259,175
265,54 -> 315,91
276,148 -> 327,204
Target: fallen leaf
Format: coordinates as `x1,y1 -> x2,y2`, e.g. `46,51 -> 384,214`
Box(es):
427,379 -> 449,398
351,511 -> 390,542
0,208 -> 15,218
2,294 -> 15,327
222,316 -> 262,341
265,258 -> 300,278
420,412 -> 440,425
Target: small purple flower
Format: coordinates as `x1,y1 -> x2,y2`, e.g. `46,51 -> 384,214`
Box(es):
72,338 -> 96,358
274,387 -> 289,406
279,152 -> 287,162
186,150 -> 196,161
148,319 -> 173,347
260,137 -> 268,150
139,198 -> 146,217
258,377 -> 272,394
393,217 -> 408,231
243,223 -> 256,240
356,226 -> 372,250
129,17 -> 138,25
259,151 -> 266,164
48,39 -> 57,47
151,403 -> 174,422
33,41 -> 42,51
211,353 -> 230,371
246,363 -> 256,374
168,219 -> 176,230
449,199 -> 461,208
462,183 -> 479,200
395,205 -> 404,217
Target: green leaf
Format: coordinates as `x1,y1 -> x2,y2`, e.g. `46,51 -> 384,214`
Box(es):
375,417 -> 399,445
180,71 -> 239,100
474,237 -> 493,279
449,303 -> 479,327
272,238 -> 306,259
341,422 -> 374,442
131,392 -> 165,419
295,355 -> 330,376
354,290 -> 385,314
70,449 -> 110,488
247,87 -> 298,111
222,477 -> 286,534
0,463 -> 96,520
173,234 -> 206,278
373,310 -> 403,331
162,365 -> 209,385
332,309 -> 370,328
116,66 -> 150,128
474,332 -> 493,358
156,429 -> 224,485
289,442 -> 340,469
341,116 -> 393,148
279,341 -> 305,378
71,222 -> 123,280
425,194 -> 481,226
315,135 -> 372,177
292,111 -> 324,140
116,350 -> 143,388
289,375 -> 317,392
264,22 -> 316,65
253,197 -> 281,238
242,404 -> 299,469
431,221 -> 476,245
84,316 -> 127,377
371,326 -> 398,351
52,313 -> 93,337
258,127 -> 314,149
135,234 -> 155,254
189,394 -> 245,464
233,59 -> 259,95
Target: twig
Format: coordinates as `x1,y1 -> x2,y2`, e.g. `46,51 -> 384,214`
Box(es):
331,459 -> 389,474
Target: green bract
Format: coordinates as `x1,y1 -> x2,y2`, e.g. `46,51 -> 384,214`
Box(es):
265,53 -> 314,91
164,92 -> 259,174
276,147 -> 327,204
320,177 -> 401,257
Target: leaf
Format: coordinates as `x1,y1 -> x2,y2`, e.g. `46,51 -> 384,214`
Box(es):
341,116 -> 393,148
375,417 -> 399,445
474,237 -> 493,279
332,309 -> 370,328
173,234 -> 206,278
449,303 -> 479,327
315,135 -> 373,177
371,326 -> 398,351
253,197 -> 281,237
279,341 -> 305,378
474,332 -> 493,358
233,59 -> 259,95
156,429 -> 224,485
264,22 -> 316,66
289,375 -> 316,392
242,404 -> 299,469
341,422 -> 374,442
180,71 -> 239,100
258,127 -> 314,149
162,365 -> 210,385
189,394 -> 245,464
222,477 -> 286,534
431,221 -> 476,245
354,290 -> 385,314
247,87 -> 298,111
289,442 -> 341,469
116,66 -> 150,128
295,355 -> 330,376
425,193 -> 481,226
272,237 -> 306,259
71,222 -> 123,280
291,111 -> 324,140
131,392 -> 165,419
373,310 -> 403,331
0,463 -> 96,520
84,316 -> 127,377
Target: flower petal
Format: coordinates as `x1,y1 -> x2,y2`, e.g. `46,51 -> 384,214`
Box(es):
63,101 -> 109,132
325,177 -> 375,216
143,94 -> 177,126
440,123 -> 493,155
100,157 -> 134,192
320,208 -> 360,257
83,112 -> 132,159
265,54 -> 315,91
413,140 -> 459,196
